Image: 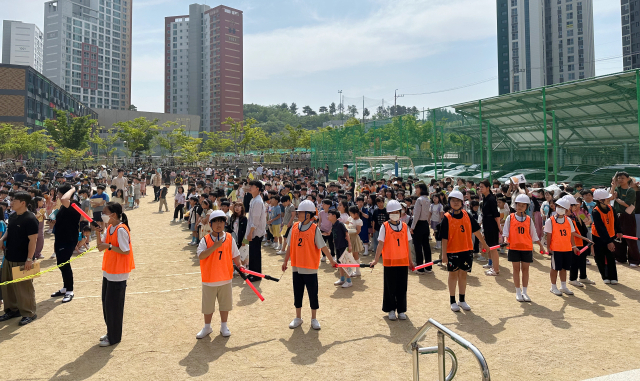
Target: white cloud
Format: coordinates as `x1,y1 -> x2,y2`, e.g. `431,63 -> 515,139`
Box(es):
243,0 -> 496,80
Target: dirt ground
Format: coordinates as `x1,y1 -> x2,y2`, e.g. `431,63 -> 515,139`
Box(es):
2,190 -> 640,381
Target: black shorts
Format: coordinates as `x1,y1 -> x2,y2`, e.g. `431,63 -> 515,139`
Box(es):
484,228 -> 499,247
283,226 -> 290,239
508,249 -> 533,263
335,247 -> 347,263
446,251 -> 473,272
551,251 -> 572,271
93,211 -> 102,221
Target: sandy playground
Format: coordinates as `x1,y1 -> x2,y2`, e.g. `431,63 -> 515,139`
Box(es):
1,189 -> 640,381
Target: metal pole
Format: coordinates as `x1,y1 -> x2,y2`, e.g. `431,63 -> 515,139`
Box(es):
488,121 -> 492,183
636,69 -> 640,160
479,100 -> 483,179
552,110 -> 558,183
441,119 -> 444,179
437,331 -> 446,381
543,87 -> 548,186
433,110 -> 438,181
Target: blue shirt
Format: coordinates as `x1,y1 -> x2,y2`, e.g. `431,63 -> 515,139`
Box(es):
269,205 -> 282,225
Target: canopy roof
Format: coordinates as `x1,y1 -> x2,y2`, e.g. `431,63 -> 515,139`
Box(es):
451,71 -> 640,149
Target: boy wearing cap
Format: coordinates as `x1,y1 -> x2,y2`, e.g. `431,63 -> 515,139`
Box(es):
440,191 -> 489,312
502,194 -> 542,302
590,189 -> 622,284
196,210 -> 244,339
282,200 -> 336,330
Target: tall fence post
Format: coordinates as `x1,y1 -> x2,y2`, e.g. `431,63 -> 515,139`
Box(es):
552,110 -> 558,183
487,120 -> 492,183
636,69 -> 640,160
543,87 -> 548,187
433,110 -> 438,181
479,100 -> 483,179
440,118 -> 444,179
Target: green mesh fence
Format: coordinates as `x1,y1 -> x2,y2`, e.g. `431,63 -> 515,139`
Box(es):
311,70 -> 640,188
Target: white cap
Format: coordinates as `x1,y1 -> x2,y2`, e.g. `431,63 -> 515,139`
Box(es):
448,190 -> 464,201
562,195 -> 579,205
556,198 -> 571,210
515,194 -> 530,204
386,200 -> 402,212
296,200 -> 316,212
208,210 -> 227,221
593,189 -> 611,201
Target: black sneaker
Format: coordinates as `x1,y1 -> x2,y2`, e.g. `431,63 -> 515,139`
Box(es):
51,290 -> 65,298
62,294 -> 74,303
0,311 -> 21,321
18,315 -> 37,325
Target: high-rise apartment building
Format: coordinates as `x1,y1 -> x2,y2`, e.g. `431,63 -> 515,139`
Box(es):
42,0 -> 132,110
165,4 -> 243,133
497,0 -> 595,94
2,21 -> 44,73
622,0 -> 639,70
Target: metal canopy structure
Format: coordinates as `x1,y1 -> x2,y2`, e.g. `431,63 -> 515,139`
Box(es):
449,70 -> 640,184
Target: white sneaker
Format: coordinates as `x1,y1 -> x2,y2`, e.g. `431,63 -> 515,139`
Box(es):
604,279 -> 611,284
310,319 -> 321,330
485,269 -> 499,276
289,318 -> 303,329
99,334 -> 108,342
631,264 -> 638,268
516,293 -> 524,302
477,256 -> 488,262
522,293 -> 531,302
50,253 -> 56,259
450,303 -> 461,312
586,259 -> 592,265
550,287 -> 563,296
172,219 -> 176,222
341,281 -> 353,288
220,325 -> 231,337
482,263 -> 491,269
560,287 -> 574,295
99,338 -> 111,347
611,280 -> 618,285
457,301 -> 471,311
388,311 -> 397,320
322,255 -> 328,263
398,313 -> 407,320
334,279 -> 345,286
580,278 -> 596,285
276,250 -> 286,255
568,280 -> 584,287
196,326 -> 213,339
273,244 -> 280,251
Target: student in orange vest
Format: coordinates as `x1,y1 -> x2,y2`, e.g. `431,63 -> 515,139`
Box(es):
282,200 -> 336,330
196,210 -> 244,339
564,195 -> 596,287
544,198 -> 590,296
440,191 -> 489,312
96,202 -> 134,347
370,200 -> 415,321
502,194 -> 542,302
590,189 -> 622,284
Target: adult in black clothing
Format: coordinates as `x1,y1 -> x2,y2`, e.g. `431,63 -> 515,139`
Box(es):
242,185 -> 252,214
51,184 -> 81,303
479,180 -> 501,275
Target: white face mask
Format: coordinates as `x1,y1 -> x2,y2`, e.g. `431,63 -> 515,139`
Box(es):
556,208 -> 566,216
102,214 -> 111,223
389,213 -> 400,222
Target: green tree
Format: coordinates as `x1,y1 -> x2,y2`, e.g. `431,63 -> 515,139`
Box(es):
0,124 -> 52,159
223,117 -> 260,155
289,102 -> 298,115
348,105 -> 358,117
302,105 -> 316,116
282,124 -> 310,150
179,136 -> 209,164
56,147 -> 89,167
44,110 -> 95,150
128,104 -> 138,111
329,102 -> 336,115
202,130 -> 233,153
156,123 -> 189,157
319,106 -> 328,114
363,108 -> 370,118
90,127 -> 120,162
114,117 -> 161,157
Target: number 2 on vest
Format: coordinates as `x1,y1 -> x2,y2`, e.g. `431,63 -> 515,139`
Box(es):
298,238 -> 303,246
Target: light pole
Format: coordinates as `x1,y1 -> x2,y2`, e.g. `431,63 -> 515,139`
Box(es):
338,90 -> 343,124
394,89 -> 404,116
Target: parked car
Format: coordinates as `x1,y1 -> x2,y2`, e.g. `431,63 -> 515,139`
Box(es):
577,165 -> 640,187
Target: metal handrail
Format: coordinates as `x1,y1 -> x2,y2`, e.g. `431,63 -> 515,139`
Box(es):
405,318 -> 490,381
418,346 -> 458,381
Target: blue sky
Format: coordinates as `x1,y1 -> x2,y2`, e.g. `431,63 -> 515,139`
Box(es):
3,0 -> 623,115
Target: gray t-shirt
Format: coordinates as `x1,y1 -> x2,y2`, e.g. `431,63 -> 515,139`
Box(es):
287,221 -> 326,275
81,198 -> 92,214
282,204 -> 296,226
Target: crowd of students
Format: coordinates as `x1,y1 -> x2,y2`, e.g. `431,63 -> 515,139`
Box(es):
1,162 -> 637,345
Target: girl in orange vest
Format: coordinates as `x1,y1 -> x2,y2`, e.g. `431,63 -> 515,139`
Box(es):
566,195 -> 596,287
96,202 -> 134,347
282,200 -> 336,330
544,198 -> 590,296
590,189 -> 621,284
440,191 -> 489,312
196,210 -> 244,339
370,200 -> 416,321
502,194 -> 541,302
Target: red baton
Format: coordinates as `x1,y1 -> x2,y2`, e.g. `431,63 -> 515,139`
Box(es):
72,203 -> 93,222
622,235 -> 639,241
413,259 -> 443,271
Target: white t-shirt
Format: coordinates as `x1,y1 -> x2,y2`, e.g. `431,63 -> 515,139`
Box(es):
339,213 -> 349,224
502,214 -> 540,242
543,216 -> 576,234
101,224 -> 131,282
378,222 -> 413,242
196,233 -> 240,287
430,204 -> 443,222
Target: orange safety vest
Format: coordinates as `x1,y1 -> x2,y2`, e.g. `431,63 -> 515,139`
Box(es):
549,216 -> 573,252
508,213 -> 533,251
571,218 -> 583,247
290,222 -> 321,270
200,232 -> 234,283
444,210 -> 474,254
382,221 -> 410,267
102,223 -> 135,275
591,206 -> 615,239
